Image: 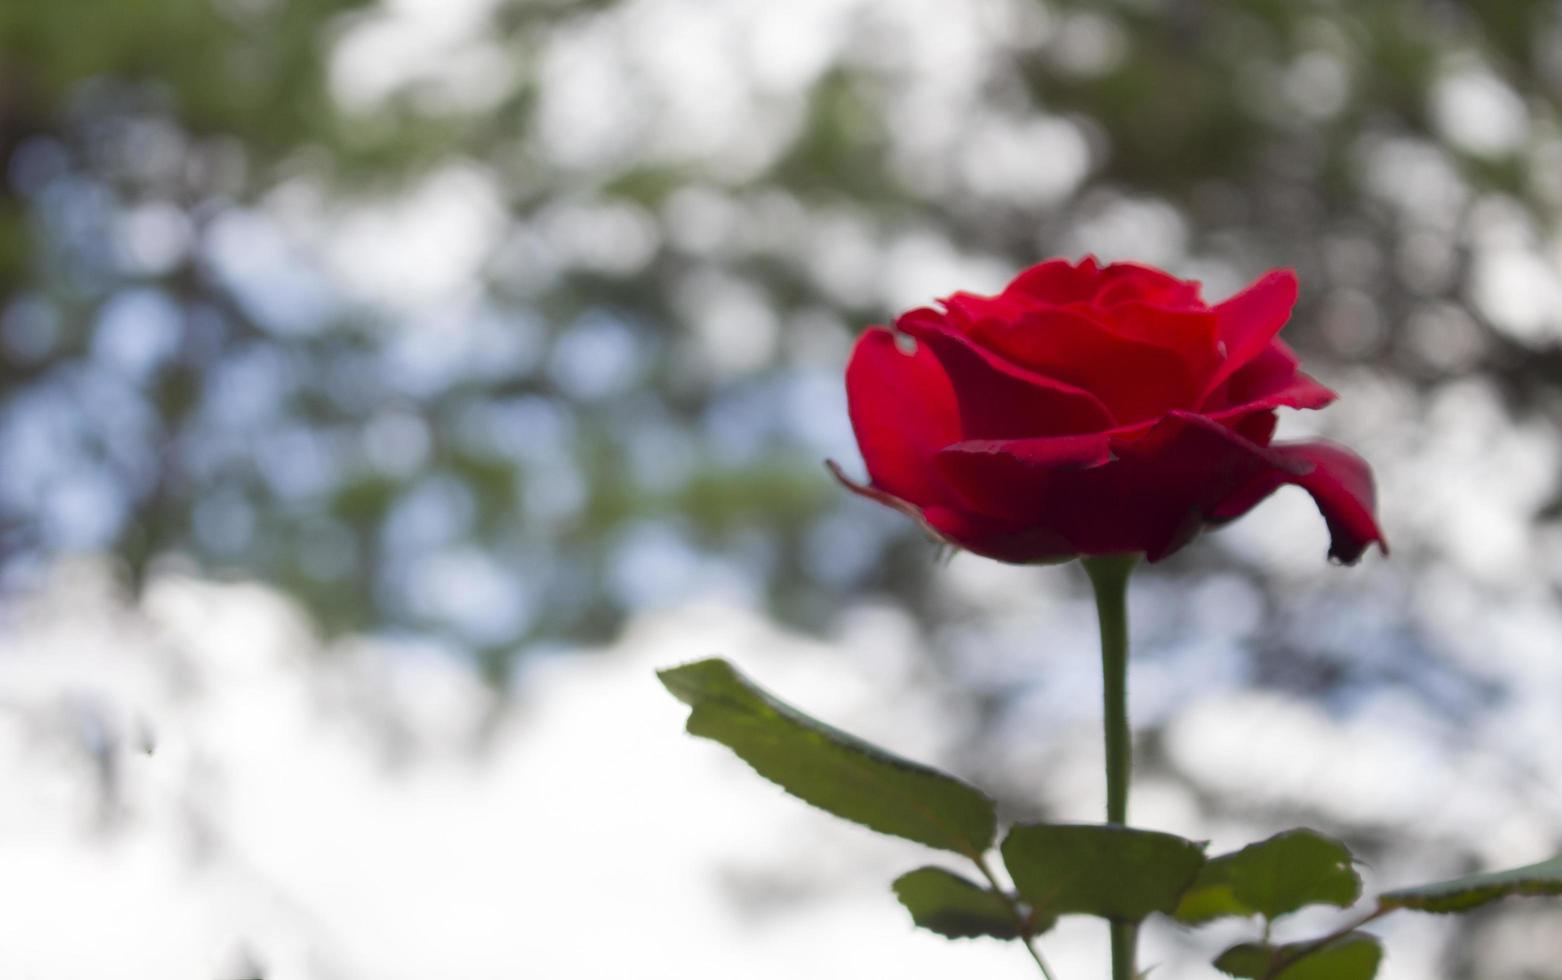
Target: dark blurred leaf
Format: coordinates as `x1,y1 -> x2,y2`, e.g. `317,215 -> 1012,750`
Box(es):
891,866 -> 1040,940
1215,932 -> 1382,979
674,462 -> 832,537
770,68 -> 891,202
1176,829 -> 1360,924
1378,854 -> 1562,913
1001,823 -> 1206,922
659,658 -> 996,854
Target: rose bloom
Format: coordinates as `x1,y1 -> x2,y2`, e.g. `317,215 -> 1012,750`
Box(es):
833,256 -> 1386,564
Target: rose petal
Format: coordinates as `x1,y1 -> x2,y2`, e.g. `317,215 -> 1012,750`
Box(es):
1004,257 -> 1205,309
1210,441 -> 1387,563
934,411 -> 1309,561
825,459 -> 949,542
1228,410 -> 1278,447
1203,370 -> 1336,447
1197,343 -> 1337,449
1106,412 -> 1315,560
1204,340 -> 1335,414
1217,340 -> 1298,401
933,431 -> 1117,520
922,507 -> 1078,564
1097,301 -> 1223,386
1093,301 -> 1219,351
896,309 -> 1115,437
1230,370 -> 1335,414
826,460 -> 1076,564
1202,269 -> 1300,400
836,258 -> 1382,569
1004,255 -> 1103,304
943,433 -> 1119,468
1091,263 -> 1204,308
942,301 -> 1199,422
843,326 -> 961,507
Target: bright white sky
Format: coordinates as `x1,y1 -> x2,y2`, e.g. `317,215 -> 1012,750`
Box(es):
3,555 -> 1558,978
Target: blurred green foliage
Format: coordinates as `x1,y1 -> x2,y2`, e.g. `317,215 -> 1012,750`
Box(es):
2,0 -> 1561,661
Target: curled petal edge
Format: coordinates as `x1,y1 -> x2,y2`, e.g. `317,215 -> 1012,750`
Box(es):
1202,269 -> 1300,400
1211,440 -> 1388,564
825,459 -> 953,548
844,326 -> 962,507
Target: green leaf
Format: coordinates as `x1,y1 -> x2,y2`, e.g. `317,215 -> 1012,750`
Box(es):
1379,854 -> 1562,913
892,867 -> 1046,940
1215,932 -> 1382,980
1173,859 -> 1250,925
1177,829 -> 1360,924
1214,944 -> 1272,978
658,658 -> 997,854
1000,823 -> 1206,922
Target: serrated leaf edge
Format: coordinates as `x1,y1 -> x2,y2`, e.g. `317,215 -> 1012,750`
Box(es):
658,657 -> 997,855
1378,854 -> 1562,914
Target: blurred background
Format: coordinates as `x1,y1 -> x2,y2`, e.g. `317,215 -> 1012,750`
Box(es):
1,0 -> 1560,976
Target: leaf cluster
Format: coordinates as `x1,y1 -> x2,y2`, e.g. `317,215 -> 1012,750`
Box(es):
662,658 -> 1562,979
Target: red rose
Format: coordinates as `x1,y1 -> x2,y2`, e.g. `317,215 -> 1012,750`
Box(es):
831,256 -> 1386,564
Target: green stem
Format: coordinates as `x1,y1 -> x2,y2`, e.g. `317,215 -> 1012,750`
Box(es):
1261,906 -> 1393,979
1082,554 -> 1139,980
972,853 -> 1059,980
